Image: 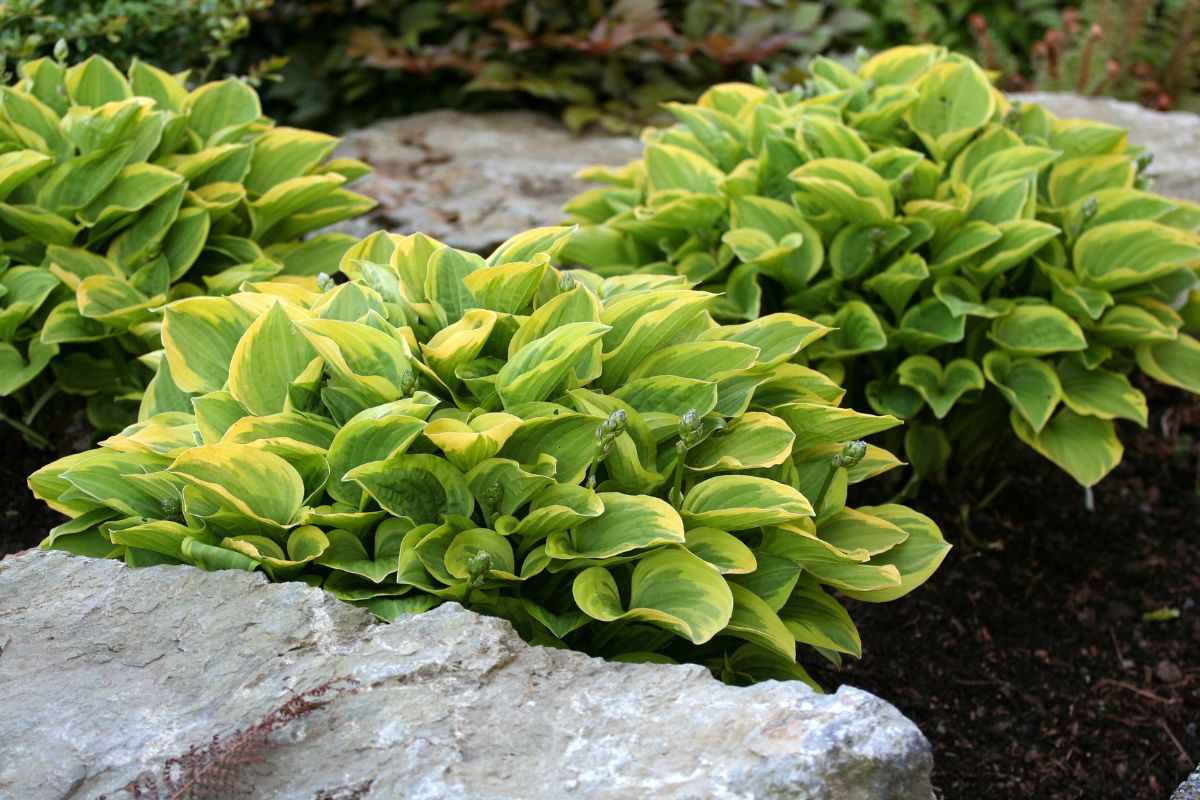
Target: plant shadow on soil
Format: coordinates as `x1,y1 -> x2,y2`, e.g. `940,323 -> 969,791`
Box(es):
1,387 -> 1196,800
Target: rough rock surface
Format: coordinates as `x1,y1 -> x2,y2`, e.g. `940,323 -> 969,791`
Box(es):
331,110 -> 642,253
332,96 -> 1200,253
1013,92 -> 1200,203
0,549 -> 933,800
1176,765 -> 1200,800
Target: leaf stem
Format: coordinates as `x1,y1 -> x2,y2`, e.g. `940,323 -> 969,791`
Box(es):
0,411 -> 51,449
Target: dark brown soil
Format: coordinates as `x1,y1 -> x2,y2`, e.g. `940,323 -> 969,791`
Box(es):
0,413 -> 92,558
806,384 -> 1200,800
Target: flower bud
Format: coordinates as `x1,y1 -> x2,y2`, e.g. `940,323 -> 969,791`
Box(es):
466,550 -> 494,587
677,408 -> 704,448
483,481 -> 505,512
397,368 -> 417,396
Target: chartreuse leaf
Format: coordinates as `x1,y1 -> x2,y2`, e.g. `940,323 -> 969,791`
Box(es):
906,59 -> 996,162
161,297 -> 255,394
1056,356 -> 1147,426
485,225 -> 575,266
573,548 -> 734,644
790,158 -> 894,223
170,443 -> 305,529
512,483 -> 605,540
546,492 -> 684,561
315,525 -> 406,583
499,413 -> 606,485
682,476 -> 812,530
687,412 -> 794,472
227,302 -> 317,416
1135,335 -> 1200,394
774,403 -> 902,451
837,505 -> 950,603
1011,409 -> 1123,487
424,413 -> 523,472
780,576 -> 861,658
683,528 -> 757,574
496,321 -> 609,407
1073,221 -> 1200,290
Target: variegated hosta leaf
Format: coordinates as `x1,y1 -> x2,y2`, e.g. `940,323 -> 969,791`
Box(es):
559,43 -> 1200,487
0,55 -> 372,427
32,231 -> 937,687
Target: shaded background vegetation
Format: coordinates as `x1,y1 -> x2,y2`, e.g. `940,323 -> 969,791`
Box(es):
4,0 -> 1199,133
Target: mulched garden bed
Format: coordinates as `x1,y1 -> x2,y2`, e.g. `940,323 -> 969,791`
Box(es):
1,411 -> 91,558
805,383 -> 1200,800
3,387 -> 1196,800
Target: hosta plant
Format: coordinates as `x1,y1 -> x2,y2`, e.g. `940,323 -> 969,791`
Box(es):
561,45 -> 1200,491
0,54 -> 373,439
29,226 -> 949,685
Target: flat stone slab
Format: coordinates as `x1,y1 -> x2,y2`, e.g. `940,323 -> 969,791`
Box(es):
1013,92 -> 1200,204
331,110 -> 642,253
332,96 -> 1200,256
0,549 -> 933,800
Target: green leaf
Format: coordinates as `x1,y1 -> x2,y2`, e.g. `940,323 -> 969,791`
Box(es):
723,583 -> 796,661
838,505 -> 950,603
780,576 -> 862,658
1011,408 -> 1123,487
65,56 -> 132,106
645,143 -> 725,195
347,454 -> 474,525
983,351 -> 1062,432
160,296 -> 256,393
572,548 -> 734,644
896,356 -> 983,419
170,442 -> 305,529
990,304 -> 1087,356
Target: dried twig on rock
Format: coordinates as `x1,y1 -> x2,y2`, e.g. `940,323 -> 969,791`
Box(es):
101,677 -> 355,800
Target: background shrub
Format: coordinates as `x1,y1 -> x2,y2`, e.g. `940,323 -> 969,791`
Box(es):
30,225 -> 948,685
560,45 -> 1200,491
0,54 -> 373,441
233,0 -> 874,132
0,0 -> 272,78
843,0 -> 1066,85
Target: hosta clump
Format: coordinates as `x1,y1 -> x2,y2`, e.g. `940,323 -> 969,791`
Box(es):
29,226 -> 948,685
562,45 -> 1200,489
0,55 -> 373,435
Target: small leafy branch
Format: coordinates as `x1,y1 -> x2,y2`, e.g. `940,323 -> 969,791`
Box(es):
101,678 -> 355,800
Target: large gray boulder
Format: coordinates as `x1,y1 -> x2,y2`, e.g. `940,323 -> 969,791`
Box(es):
1012,92 -> 1200,204
1175,764 -> 1200,800
331,110 -> 642,253
0,549 -> 934,800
